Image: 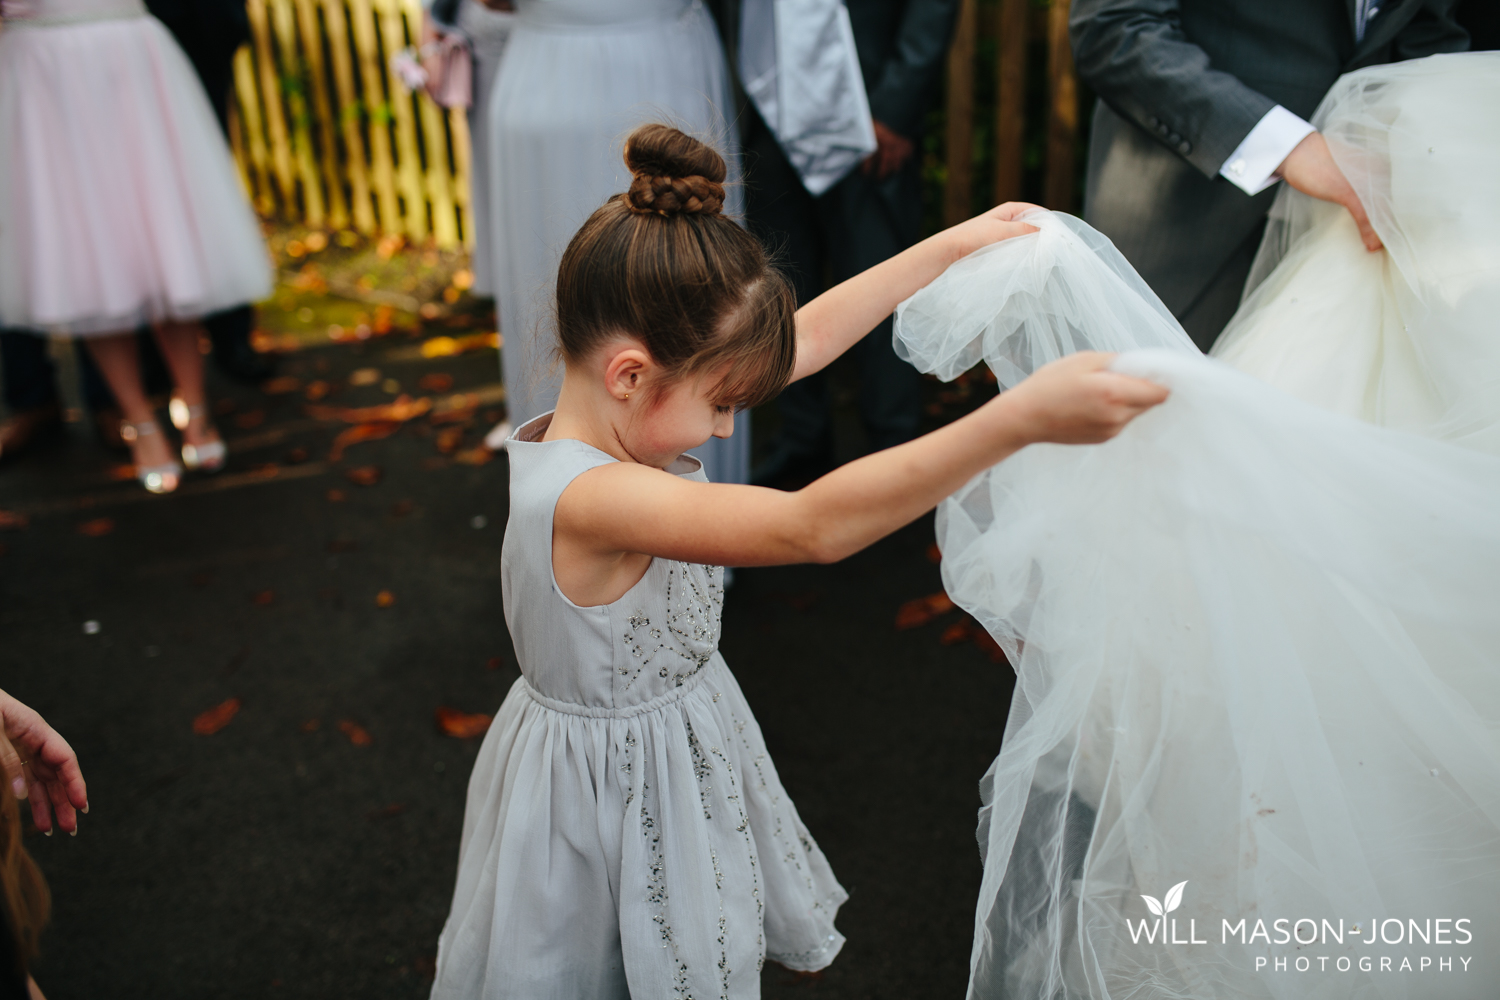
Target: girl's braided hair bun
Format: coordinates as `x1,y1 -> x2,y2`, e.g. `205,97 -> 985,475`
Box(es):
624,123 -> 726,217
556,122 -> 795,413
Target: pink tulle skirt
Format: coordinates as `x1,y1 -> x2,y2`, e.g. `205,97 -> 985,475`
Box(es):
0,4 -> 271,335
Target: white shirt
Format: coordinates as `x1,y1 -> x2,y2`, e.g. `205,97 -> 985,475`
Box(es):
1219,0 -> 1380,195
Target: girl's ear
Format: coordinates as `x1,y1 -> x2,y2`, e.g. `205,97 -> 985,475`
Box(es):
603,345 -> 653,402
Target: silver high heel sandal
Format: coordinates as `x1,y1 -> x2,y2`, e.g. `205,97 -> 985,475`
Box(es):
180,404 -> 227,473
120,420 -> 182,494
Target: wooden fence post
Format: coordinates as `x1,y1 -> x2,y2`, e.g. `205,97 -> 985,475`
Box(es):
944,0 -> 977,227
993,0 -> 1028,205
377,0 -> 429,241
450,108 -> 474,248
348,0 -> 402,233
270,0 -> 327,225
232,45 -> 274,214
1044,0 -> 1079,211
246,0 -> 297,210
294,0 -> 350,230
323,0 -> 378,233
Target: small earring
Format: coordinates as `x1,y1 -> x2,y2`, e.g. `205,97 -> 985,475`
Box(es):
624,393 -> 630,401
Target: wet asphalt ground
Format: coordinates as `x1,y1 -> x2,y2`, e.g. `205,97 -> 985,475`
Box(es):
0,333 -> 1013,999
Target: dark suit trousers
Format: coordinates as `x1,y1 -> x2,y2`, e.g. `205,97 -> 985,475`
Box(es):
0,328 -> 173,416
744,121 -> 924,455
1083,103 -> 1278,352
0,332 -> 62,414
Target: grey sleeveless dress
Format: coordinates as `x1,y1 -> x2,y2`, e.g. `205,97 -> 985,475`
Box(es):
431,413 -> 846,999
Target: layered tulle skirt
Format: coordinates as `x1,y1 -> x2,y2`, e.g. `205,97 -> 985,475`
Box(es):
0,7 -> 271,335
892,52 -> 1500,1000
430,658 -> 846,999
1214,53 -> 1500,453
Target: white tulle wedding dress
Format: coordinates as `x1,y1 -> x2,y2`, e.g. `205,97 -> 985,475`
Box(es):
893,53 -> 1500,1000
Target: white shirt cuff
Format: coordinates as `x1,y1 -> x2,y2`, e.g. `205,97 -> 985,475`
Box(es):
1219,105 -> 1317,195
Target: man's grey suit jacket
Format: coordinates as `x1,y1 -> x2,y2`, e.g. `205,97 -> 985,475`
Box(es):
1071,0 -> 1468,348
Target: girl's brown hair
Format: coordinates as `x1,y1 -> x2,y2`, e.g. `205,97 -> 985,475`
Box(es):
1,783 -> 50,976
555,124 -> 796,409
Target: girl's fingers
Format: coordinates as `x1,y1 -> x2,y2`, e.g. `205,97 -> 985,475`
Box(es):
993,201 -> 1043,221
1105,374 -> 1170,407
26,769 -> 54,835
0,732 -> 26,800
35,729 -> 87,812
46,780 -> 77,835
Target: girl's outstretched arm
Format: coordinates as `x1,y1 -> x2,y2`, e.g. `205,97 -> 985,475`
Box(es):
554,353 -> 1168,603
789,202 -> 1041,383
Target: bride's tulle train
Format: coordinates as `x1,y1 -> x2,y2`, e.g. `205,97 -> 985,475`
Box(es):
893,53 -> 1500,1000
1215,53 -> 1500,452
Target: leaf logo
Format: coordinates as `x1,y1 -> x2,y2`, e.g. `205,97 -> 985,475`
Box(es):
1140,880 -> 1188,917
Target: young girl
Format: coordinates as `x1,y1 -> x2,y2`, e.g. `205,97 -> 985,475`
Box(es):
429,124 -> 1167,999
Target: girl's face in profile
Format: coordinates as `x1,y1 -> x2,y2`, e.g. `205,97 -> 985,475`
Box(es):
623,374 -> 738,470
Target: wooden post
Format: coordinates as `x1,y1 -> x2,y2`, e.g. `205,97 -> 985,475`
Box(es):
247,0 -> 297,210
231,45 -> 274,215
993,0 -> 1028,204
449,108 -> 474,249
419,101 -> 460,248
322,0 -> 377,234
407,0 -> 458,247
943,0 -> 977,227
294,0 -> 350,229
1044,0 -> 1079,212
379,0 -> 430,241
349,0 -> 402,233
270,0 -> 327,225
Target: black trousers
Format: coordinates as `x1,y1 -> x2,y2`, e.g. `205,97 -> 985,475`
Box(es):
0,307 -> 250,416
743,115 -> 925,455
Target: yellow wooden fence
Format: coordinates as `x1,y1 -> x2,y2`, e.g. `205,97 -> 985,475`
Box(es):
944,0 -> 1080,226
230,0 -> 473,249
231,0 -> 1076,246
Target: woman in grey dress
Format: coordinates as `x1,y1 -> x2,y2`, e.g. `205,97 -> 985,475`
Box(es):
475,0 -> 751,485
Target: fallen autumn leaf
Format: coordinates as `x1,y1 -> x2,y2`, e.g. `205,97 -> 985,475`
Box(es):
895,592 -> 955,630
193,698 -> 242,735
345,466 -> 382,487
453,446 -> 493,466
338,720 -> 372,746
308,394 -> 432,426
262,376 -> 301,395
329,422 -> 398,462
939,621 -> 972,645
435,707 -> 493,739
971,628 -> 1007,663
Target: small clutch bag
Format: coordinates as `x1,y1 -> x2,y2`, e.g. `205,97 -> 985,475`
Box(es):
420,32 -> 473,109
391,24 -> 472,110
